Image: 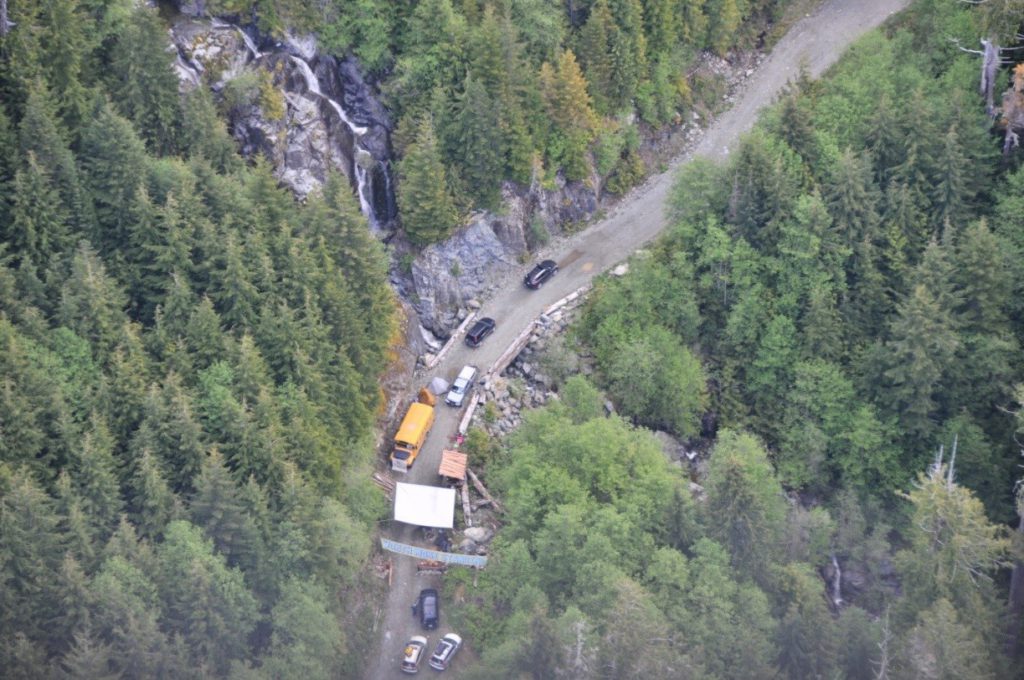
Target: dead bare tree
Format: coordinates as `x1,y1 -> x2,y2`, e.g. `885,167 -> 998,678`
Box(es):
951,36 -> 1024,153
873,608 -> 893,680
1,0 -> 12,37
1001,63 -> 1024,153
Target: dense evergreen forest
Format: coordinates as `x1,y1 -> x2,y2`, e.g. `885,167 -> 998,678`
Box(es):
0,0 -> 811,675
0,0 -> 402,676
1,0 -> 1023,677
450,1 -> 1024,677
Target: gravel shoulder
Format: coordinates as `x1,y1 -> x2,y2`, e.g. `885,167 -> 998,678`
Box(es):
364,1 -> 911,677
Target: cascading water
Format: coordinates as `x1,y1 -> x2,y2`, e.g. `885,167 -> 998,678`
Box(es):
288,55 -> 376,226
213,18 -> 263,59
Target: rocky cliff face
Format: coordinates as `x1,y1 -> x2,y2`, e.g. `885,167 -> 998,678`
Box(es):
166,8 -> 616,339
169,12 -> 396,232
400,175 -> 599,335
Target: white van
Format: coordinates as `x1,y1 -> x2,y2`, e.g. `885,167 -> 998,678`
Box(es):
445,365 -> 478,407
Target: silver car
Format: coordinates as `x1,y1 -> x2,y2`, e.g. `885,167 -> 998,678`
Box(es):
445,365 -> 478,407
429,633 -> 462,671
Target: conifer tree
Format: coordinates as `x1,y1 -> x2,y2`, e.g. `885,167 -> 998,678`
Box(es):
129,374 -> 206,494
704,0 -> 741,55
955,219 -> 1010,334
209,233 -> 259,332
397,116 -> 460,246
895,465 -> 1009,639
825,148 -> 881,252
190,449 -> 261,573
642,0 -> 681,57
37,0 -> 92,135
576,0 -> 616,113
679,0 -> 708,45
18,84 -> 93,237
55,472 -> 97,567
539,50 -> 597,179
180,87 -> 240,173
72,417 -> 123,539
108,6 -> 181,154
79,103 -> 148,257
607,0 -> 648,109
930,124 -> 972,231
8,152 -> 71,270
127,447 -> 179,539
58,625 -> 119,680
452,73 -> 503,208
881,284 -> 960,442
104,322 -> 150,448
775,564 -> 839,678
154,520 -> 259,674
59,242 -> 128,365
702,430 -> 788,584
51,553 -> 93,660
0,469 -> 66,651
88,554 -> 180,678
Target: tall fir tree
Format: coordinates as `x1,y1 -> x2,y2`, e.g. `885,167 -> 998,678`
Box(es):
397,116 -> 460,245
452,73 -> 503,209
108,6 -> 182,154
79,103 -> 149,258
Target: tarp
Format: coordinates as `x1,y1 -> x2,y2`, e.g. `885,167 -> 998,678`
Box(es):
438,450 -> 467,481
429,376 -> 449,395
380,538 -> 488,568
393,482 -> 456,528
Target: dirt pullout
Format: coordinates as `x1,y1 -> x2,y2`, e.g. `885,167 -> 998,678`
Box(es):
364,1 -> 911,677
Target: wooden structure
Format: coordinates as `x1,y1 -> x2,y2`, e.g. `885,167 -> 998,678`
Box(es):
438,449 -> 468,481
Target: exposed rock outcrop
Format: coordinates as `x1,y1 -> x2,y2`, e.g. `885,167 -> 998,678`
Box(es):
403,176 -> 599,336
166,6 -> 765,340
168,14 -> 396,231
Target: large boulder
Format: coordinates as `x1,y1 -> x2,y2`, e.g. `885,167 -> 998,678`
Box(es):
464,527 -> 494,544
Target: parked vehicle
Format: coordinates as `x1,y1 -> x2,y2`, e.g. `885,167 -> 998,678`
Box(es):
400,636 -> 428,673
413,588 -> 439,630
445,365 -> 478,407
524,259 -> 558,289
390,388 -> 436,473
465,317 -> 496,347
429,633 -> 463,671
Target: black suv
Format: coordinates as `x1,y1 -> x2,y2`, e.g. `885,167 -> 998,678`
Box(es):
524,260 -> 558,289
413,588 -> 439,630
465,317 -> 496,347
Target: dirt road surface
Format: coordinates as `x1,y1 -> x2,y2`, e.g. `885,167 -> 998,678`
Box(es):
365,1 -> 911,677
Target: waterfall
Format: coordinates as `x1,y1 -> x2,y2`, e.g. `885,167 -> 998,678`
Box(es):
213,18 -> 263,59
288,56 -> 376,224
830,553 -> 844,607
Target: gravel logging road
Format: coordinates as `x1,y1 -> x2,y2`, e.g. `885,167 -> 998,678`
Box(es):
365,1 -> 911,677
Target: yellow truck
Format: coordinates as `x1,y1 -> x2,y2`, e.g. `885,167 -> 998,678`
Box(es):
390,388 -> 436,473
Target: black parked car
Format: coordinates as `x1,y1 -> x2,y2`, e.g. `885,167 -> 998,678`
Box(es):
413,588 -> 439,630
465,317 -> 496,347
524,259 -> 558,289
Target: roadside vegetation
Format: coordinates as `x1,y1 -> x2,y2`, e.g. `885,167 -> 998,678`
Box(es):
452,1 -> 1024,676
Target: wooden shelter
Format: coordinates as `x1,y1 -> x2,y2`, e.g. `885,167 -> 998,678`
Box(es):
438,449 -> 468,481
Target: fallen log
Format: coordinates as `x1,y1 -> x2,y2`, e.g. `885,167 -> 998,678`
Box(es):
467,468 -> 504,513
461,482 -> 473,527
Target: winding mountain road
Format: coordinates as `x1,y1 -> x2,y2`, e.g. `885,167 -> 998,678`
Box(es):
364,1 -> 911,676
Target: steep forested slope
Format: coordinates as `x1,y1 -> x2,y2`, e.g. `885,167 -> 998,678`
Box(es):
453,2 -> 1023,677
0,2 -> 397,677
186,0 -> 796,245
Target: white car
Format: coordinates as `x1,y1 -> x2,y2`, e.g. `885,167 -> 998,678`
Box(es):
429,633 -> 462,671
401,636 -> 428,673
445,365 -> 478,407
